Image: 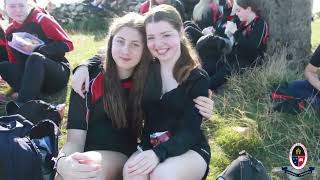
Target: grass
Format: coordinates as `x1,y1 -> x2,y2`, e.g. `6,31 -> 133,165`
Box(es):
312,18 -> 320,50
206,53 -> 320,179
0,17 -> 319,180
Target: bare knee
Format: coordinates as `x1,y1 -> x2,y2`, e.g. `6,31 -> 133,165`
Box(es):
150,165 -> 177,180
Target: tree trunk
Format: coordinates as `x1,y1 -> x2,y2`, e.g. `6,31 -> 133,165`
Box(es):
255,0 -> 313,59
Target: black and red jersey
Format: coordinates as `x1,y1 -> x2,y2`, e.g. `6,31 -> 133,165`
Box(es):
67,72 -> 136,157
232,16 -> 269,61
5,8 -> 73,66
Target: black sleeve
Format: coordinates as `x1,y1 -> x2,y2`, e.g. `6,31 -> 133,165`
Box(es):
35,42 -> 69,59
309,45 -> 320,67
153,72 -> 209,161
72,55 -> 103,77
233,19 -> 268,57
67,90 -> 88,130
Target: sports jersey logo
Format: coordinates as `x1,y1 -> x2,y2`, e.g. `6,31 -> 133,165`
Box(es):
289,143 -> 307,170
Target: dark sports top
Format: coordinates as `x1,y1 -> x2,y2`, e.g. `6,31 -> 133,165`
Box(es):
67,72 -> 136,157
231,16 -> 269,63
310,45 -> 320,67
141,61 -> 210,162
5,8 -> 73,67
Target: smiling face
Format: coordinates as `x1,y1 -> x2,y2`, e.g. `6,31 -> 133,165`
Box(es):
111,26 -> 144,74
146,21 -> 181,63
5,0 -> 31,23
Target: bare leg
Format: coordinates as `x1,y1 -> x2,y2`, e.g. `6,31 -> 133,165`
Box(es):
150,150 -> 207,180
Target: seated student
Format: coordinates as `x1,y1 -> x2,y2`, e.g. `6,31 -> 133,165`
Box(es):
184,0 -> 221,45
139,0 -> 186,21
287,45 -> 320,109
197,0 -> 268,91
123,5 -> 211,180
0,0 -> 73,104
55,12 -> 214,180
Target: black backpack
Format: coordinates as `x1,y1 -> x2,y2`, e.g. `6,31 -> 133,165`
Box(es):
216,151 -> 271,180
5,100 -> 63,126
0,100 -> 61,180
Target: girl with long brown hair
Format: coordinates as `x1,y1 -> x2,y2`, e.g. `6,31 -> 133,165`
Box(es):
123,5 -> 210,180
55,12 -> 150,180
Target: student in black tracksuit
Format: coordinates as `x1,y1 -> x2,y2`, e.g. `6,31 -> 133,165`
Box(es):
55,13 -> 150,180
58,12 -> 213,180
123,5 -> 210,180
197,0 -> 269,90
0,1 -> 73,104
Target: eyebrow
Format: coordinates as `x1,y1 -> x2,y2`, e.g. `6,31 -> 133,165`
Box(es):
115,36 -> 142,43
147,30 -> 173,36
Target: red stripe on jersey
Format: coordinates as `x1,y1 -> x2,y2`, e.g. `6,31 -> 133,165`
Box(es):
91,72 -> 104,105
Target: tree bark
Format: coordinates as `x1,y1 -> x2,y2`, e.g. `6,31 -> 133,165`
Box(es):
255,0 -> 313,59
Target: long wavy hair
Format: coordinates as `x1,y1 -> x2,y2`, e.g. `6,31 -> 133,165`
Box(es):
144,4 -> 201,83
103,12 -> 151,137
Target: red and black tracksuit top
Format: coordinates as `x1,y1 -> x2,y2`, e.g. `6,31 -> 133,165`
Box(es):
5,8 -> 73,68
67,71 -> 137,157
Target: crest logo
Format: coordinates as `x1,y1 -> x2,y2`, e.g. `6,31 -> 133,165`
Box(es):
289,143 -> 307,170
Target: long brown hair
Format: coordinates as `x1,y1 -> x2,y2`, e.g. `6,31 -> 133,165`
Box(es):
103,12 -> 151,137
144,4 -> 201,83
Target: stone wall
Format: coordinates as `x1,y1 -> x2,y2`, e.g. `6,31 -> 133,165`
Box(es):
50,1 -> 139,31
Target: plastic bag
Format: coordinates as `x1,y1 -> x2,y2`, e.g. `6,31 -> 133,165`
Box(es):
8,32 -> 44,55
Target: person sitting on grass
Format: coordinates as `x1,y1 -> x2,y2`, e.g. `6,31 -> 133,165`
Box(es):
196,0 -> 269,91
287,44 -> 320,110
55,12 -> 214,180
0,0 -> 73,105
123,5 -> 211,180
